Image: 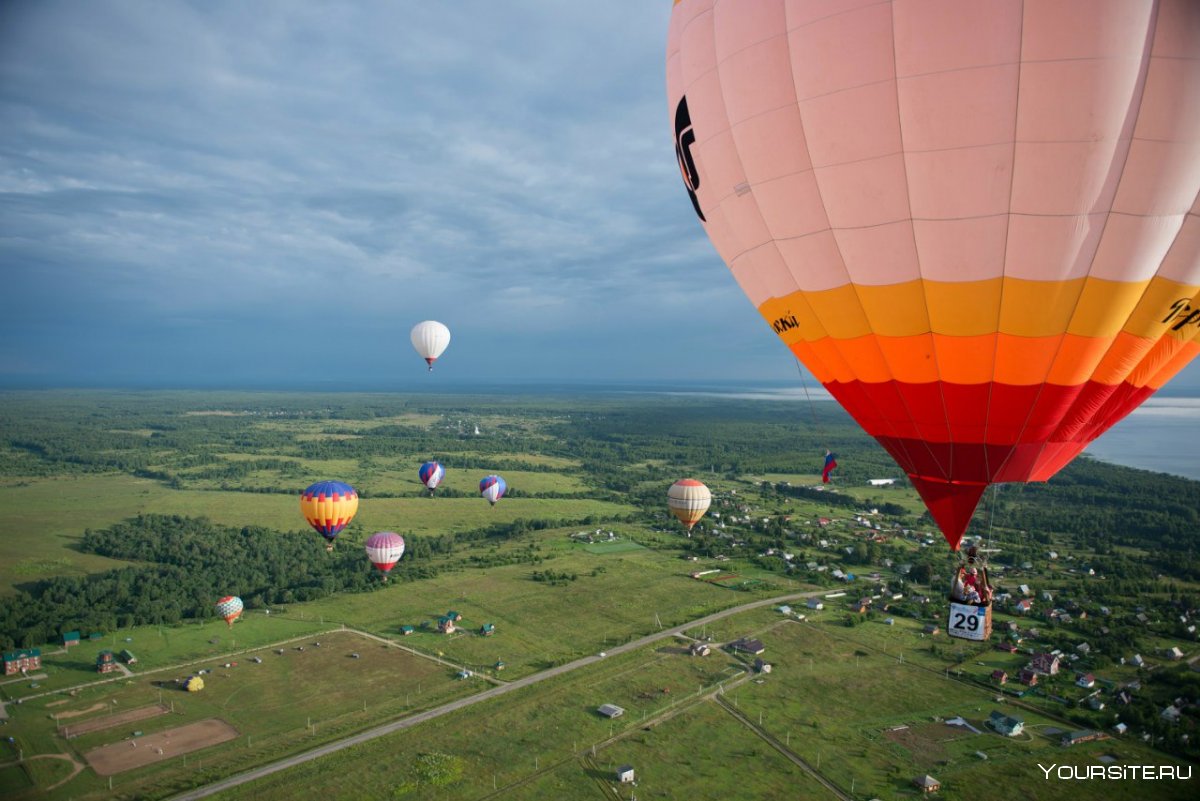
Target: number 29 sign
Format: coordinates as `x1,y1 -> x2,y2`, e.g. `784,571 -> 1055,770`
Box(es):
947,602 -> 989,641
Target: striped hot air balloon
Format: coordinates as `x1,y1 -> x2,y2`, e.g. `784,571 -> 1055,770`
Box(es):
479,474 -> 506,506
215,596 -> 243,629
667,0 -> 1200,551
418,461 -> 445,494
667,479 -> 712,534
364,531 -> 406,579
300,480 -> 359,551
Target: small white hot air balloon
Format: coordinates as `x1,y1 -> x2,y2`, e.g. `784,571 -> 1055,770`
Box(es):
410,321 -> 451,371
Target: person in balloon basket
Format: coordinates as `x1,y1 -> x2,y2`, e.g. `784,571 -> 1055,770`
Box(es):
954,566 -> 991,605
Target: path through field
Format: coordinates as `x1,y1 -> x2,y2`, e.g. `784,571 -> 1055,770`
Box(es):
167,589 -> 827,800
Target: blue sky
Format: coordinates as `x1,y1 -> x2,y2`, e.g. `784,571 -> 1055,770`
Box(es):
1,1 -> 1197,393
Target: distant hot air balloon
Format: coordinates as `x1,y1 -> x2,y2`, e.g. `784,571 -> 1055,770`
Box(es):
667,479 -> 711,534
364,531 -> 406,580
215,596 -> 244,629
479,474 -> 506,506
410,321 -> 451,371
667,0 -> 1200,552
300,480 -> 359,551
418,461 -> 445,494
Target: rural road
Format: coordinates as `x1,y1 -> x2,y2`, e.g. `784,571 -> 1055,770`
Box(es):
169,588 -> 828,800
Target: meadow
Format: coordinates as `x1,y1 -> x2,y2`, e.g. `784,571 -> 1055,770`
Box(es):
1,390 -> 1197,800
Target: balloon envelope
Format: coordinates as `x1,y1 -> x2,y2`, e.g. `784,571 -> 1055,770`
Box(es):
667,0 -> 1200,550
418,461 -> 445,491
300,480 -> 359,546
668,479 -> 712,531
215,595 -> 243,628
411,321 -> 451,370
479,474 -> 506,506
364,531 -> 406,573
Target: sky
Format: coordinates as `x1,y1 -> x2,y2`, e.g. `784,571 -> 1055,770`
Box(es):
1,1 -> 1197,393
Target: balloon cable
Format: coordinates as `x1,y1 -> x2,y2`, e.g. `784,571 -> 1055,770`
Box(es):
794,357 -> 829,455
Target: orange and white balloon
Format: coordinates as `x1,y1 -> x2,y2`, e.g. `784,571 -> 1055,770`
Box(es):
668,479 -> 711,533
667,0 -> 1200,550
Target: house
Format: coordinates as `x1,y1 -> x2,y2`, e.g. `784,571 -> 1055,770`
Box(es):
988,711 -> 1025,737
1031,653 -> 1061,675
1113,722 -> 1128,735
1042,591 -> 1054,602
479,623 -> 495,636
62,631 -> 81,647
400,625 -> 415,636
923,624 -> 940,636
2,648 -> 41,676
991,670 -> 1008,685
96,650 -> 117,674
754,658 -> 772,674
729,638 -> 766,656
807,598 -> 824,610
1062,730 -> 1103,746
996,642 -> 1018,653
1165,647 -> 1184,660
777,605 -> 792,615
913,775 -> 941,794
1076,673 -> 1095,689
690,642 -> 710,657
1161,705 -> 1182,723
852,598 -> 872,614
598,704 -> 625,719
119,649 -> 137,665
437,614 -> 458,634
1076,642 -> 1091,655
1019,669 -> 1039,686
1088,697 -> 1106,711
616,766 -> 635,784
885,618 -> 895,626
1015,599 -> 1033,614
1019,585 -> 1032,597
1130,654 -> 1145,667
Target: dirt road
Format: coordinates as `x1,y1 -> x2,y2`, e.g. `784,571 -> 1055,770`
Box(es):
168,589 -> 826,800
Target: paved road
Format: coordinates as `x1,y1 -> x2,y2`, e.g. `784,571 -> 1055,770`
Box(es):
169,589 -> 827,800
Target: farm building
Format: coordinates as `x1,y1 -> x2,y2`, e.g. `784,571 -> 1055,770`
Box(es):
62,631 -> 81,647
728,638 -> 766,656
1019,669 -> 1039,686
480,623 -> 496,636
913,775 -> 941,794
119,649 -> 138,665
988,711 -> 1025,737
689,642 -> 710,657
806,598 -> 824,610
616,765 -> 635,783
400,625 -> 415,636
598,704 -> 625,719
3,648 -> 41,676
96,650 -> 118,674
991,670 -> 1008,685
1062,730 -> 1103,746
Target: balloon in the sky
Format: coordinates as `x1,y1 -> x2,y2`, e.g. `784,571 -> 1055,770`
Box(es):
479,474 -> 506,506
418,461 -> 445,494
215,595 -> 244,629
667,479 -> 711,533
410,321 -> 451,371
300,480 -> 359,551
364,531 -> 406,578
667,0 -> 1200,550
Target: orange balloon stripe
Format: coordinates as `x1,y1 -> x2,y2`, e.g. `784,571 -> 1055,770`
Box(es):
758,275 -> 1199,342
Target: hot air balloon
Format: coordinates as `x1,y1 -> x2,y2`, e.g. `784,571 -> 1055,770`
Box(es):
410,321 -> 451,371
418,461 -> 445,494
479,474 -> 506,506
364,531 -> 406,580
215,596 -> 244,629
300,480 -> 359,551
667,479 -> 711,535
667,0 -> 1200,555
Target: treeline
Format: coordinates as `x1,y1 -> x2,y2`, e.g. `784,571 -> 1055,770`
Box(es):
0,515 -> 440,650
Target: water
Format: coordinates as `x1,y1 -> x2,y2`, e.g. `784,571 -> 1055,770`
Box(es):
1083,397 -> 1200,481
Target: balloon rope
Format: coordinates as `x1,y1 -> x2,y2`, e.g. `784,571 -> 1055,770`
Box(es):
794,357 -> 826,450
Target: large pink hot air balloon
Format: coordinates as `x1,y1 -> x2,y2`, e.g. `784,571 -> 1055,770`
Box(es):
667,0 -> 1200,551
